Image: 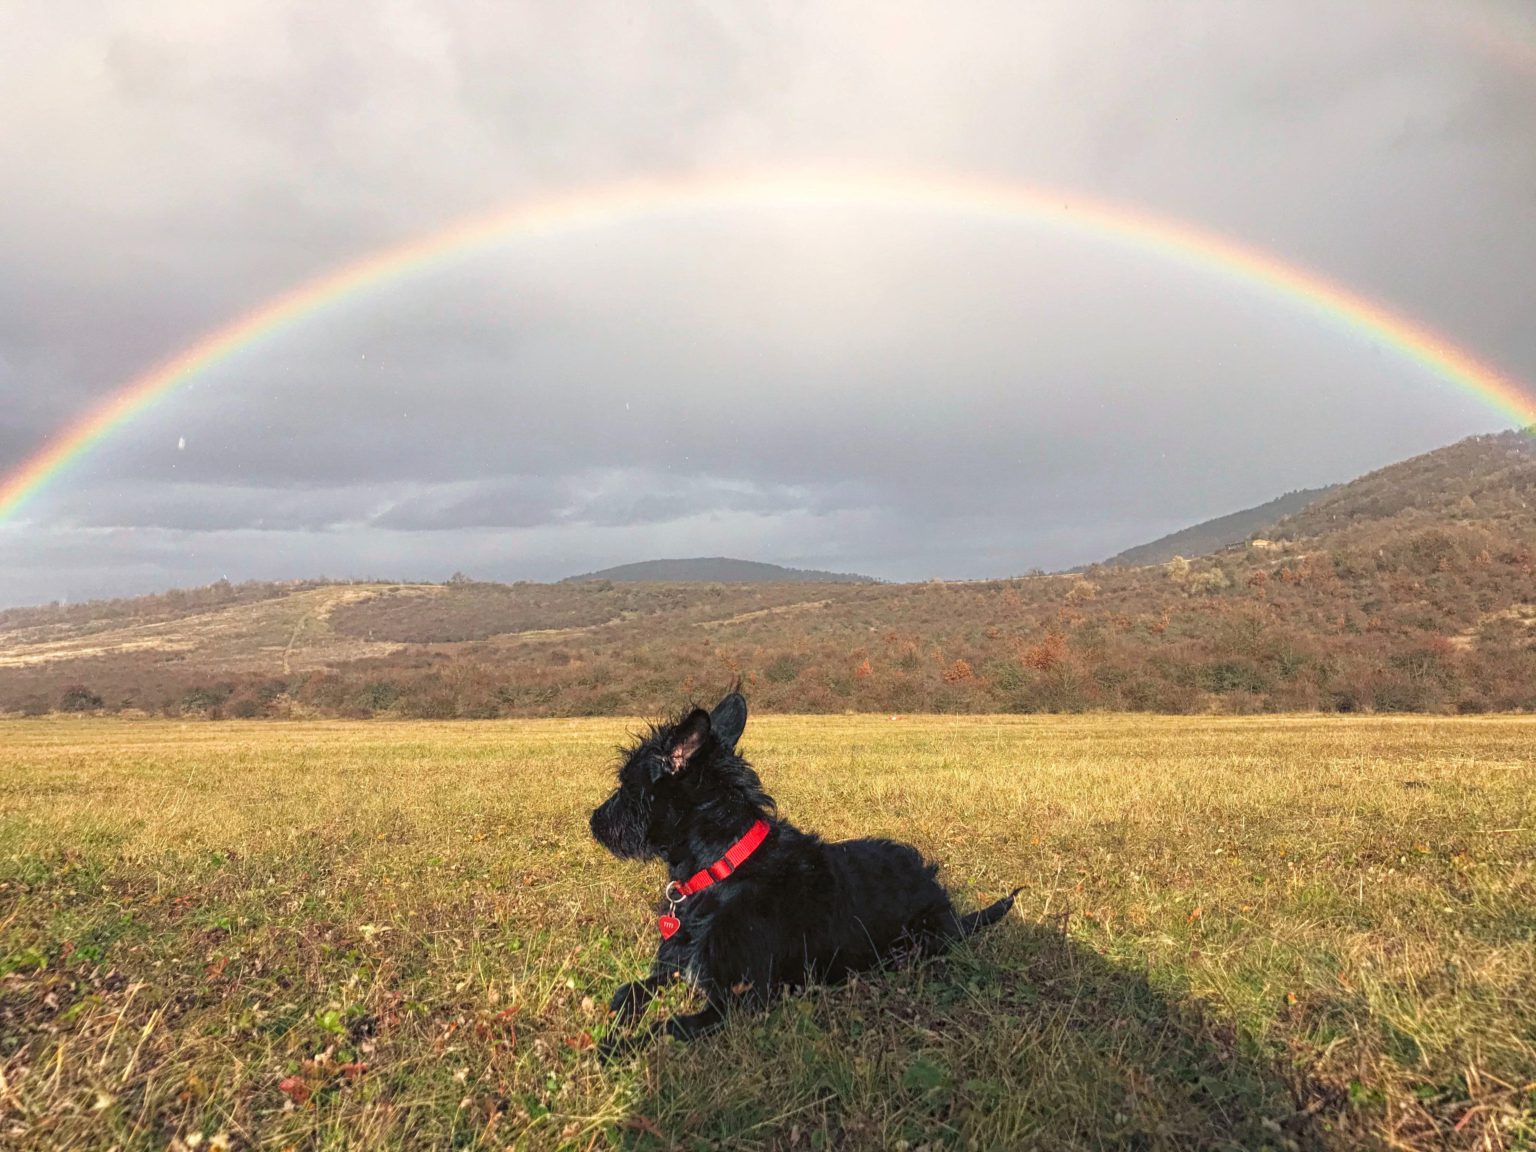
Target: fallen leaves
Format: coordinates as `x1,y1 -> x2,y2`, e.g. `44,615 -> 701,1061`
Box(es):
622,1115 -> 665,1138
278,1075 -> 311,1105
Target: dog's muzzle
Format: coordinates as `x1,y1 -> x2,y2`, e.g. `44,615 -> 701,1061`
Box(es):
589,793 -> 648,859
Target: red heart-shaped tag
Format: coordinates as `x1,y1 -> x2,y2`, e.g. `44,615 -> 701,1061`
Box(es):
657,914 -> 680,939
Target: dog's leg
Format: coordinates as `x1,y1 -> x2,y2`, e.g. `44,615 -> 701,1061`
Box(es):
608,976 -> 662,1025
604,996 -> 729,1058
661,999 -> 728,1043
609,943 -> 692,1024
597,1022 -> 650,1063
599,982 -> 747,1061
598,982 -> 666,1064
600,950 -> 690,1061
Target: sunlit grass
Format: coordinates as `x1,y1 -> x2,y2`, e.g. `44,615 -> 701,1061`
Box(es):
1,715 -> 1532,1149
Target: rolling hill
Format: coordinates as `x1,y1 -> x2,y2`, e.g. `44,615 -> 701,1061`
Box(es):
2,428 -> 1532,718
561,557 -> 877,583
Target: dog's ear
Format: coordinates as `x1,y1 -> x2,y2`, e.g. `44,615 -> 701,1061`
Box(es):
666,708 -> 712,774
709,690 -> 747,751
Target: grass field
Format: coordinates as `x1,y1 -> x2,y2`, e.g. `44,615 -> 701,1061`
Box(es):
1,715 -> 1533,1150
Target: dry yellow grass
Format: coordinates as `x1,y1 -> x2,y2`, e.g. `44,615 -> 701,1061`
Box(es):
1,715 -> 1533,1150
0,585 -> 424,671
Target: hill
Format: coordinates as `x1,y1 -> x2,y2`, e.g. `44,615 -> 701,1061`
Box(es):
561,557 -> 877,583
1105,486 -> 1337,566
1271,428 -> 1536,539
2,428 -> 1533,718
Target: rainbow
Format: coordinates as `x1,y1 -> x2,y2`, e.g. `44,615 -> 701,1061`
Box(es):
3,169 -> 1533,524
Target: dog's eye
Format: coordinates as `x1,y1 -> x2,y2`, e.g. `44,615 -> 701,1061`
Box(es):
619,757 -> 654,785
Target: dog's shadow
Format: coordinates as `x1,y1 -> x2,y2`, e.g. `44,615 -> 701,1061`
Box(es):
613,919 -> 1326,1151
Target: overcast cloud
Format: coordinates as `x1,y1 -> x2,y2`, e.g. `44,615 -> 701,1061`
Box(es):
2,0 -> 1534,604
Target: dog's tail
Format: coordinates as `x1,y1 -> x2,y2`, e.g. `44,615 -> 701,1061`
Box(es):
958,887 -> 1022,937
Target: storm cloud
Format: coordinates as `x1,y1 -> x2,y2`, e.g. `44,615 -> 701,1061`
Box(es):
2,1 -> 1534,604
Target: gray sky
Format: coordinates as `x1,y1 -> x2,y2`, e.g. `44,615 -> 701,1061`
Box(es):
2,0 -> 1534,605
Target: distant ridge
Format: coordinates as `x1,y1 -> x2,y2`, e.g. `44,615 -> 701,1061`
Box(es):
1105,486 -> 1338,567
561,557 -> 878,584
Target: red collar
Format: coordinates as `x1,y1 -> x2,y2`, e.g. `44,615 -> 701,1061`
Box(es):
658,818 -> 770,939
654,823 -> 768,940
674,818 -> 771,897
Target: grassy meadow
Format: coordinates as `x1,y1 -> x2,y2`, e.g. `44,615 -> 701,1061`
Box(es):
1,715 -> 1533,1150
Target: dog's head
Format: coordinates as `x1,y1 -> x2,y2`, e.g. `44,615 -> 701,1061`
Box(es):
588,689 -> 763,861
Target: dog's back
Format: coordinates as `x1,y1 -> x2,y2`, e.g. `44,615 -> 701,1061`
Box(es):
690,827 -> 984,992
823,835 -> 955,962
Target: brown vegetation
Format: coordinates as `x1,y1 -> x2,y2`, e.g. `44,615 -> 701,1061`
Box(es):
2,430 -> 1533,720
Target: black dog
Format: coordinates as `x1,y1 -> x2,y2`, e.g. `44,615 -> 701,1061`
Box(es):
589,690 -> 1018,1055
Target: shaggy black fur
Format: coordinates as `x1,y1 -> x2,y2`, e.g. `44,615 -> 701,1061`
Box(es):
589,690 -> 1019,1057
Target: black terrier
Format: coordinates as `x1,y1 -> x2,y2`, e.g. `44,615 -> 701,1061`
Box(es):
589,689 -> 1019,1055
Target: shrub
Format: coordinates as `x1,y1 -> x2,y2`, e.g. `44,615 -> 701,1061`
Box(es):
1188,568 -> 1231,595
58,684 -> 103,712
942,659 -> 975,683
1021,632 -> 1068,672
356,681 -> 402,713
1197,661 -> 1267,695
764,654 -> 805,684
181,685 -> 233,717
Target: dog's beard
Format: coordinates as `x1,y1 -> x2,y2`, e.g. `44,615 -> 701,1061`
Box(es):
589,792 -> 653,860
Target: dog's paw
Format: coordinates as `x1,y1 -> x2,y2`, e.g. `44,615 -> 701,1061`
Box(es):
597,1028 -> 648,1064
609,981 -> 641,1017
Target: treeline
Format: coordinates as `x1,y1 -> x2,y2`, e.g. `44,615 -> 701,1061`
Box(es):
18,622 -> 1535,720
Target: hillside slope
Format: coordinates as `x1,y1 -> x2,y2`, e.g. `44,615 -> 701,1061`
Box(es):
1273,429 -> 1536,539
0,584 -> 413,673
1105,486 -> 1337,566
2,429 -> 1532,717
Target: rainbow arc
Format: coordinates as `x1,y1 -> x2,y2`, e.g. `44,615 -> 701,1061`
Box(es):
2,169 -> 1532,524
